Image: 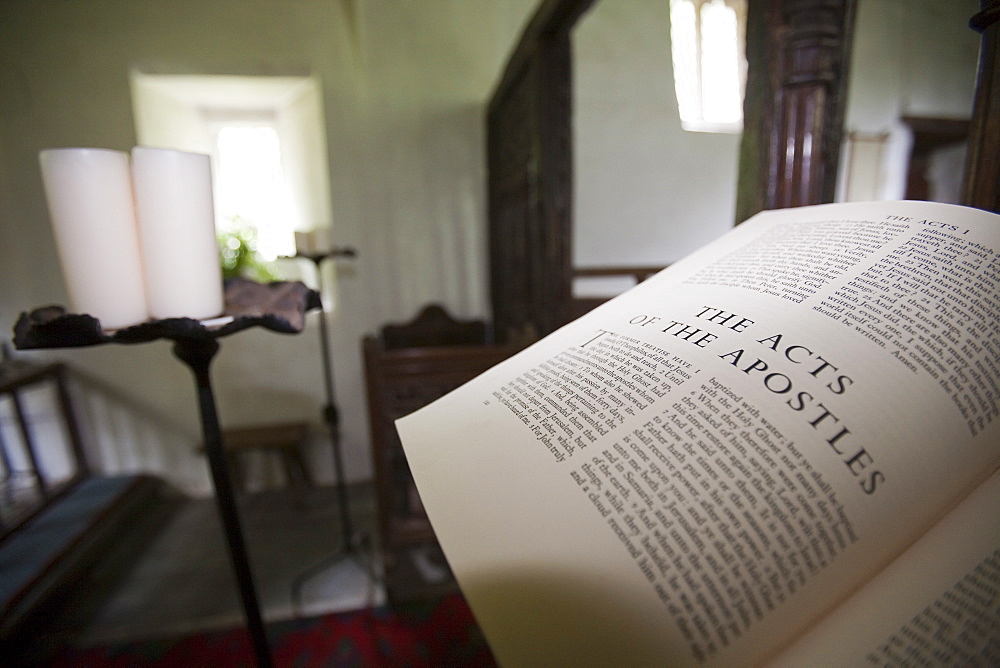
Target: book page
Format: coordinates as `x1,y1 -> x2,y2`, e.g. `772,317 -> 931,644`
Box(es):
397,201 -> 1000,666
767,467 -> 1000,666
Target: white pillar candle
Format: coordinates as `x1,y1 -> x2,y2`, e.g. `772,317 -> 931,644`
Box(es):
294,231 -> 313,256
312,227 -> 334,255
38,148 -> 149,330
294,228 -> 334,256
131,147 -> 224,320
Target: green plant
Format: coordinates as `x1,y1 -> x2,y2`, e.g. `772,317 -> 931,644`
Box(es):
218,221 -> 279,283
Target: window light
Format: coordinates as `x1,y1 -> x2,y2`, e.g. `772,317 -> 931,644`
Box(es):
669,0 -> 747,133
213,123 -> 294,261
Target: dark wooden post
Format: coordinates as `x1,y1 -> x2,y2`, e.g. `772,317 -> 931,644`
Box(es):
964,0 -> 1000,213
736,0 -> 857,224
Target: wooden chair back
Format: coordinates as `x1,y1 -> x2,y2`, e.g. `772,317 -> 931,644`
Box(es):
362,305 -> 515,597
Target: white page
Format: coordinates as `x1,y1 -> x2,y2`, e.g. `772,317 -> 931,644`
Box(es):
398,201 -> 1000,666
768,467 -> 1000,666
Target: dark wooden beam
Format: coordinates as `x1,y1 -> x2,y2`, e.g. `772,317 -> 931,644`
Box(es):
488,0 -> 597,111
963,0 -> 1000,213
487,0 -> 598,344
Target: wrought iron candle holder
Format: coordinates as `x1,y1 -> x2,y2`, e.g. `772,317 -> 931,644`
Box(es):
14,278 -> 321,668
284,246 -> 381,608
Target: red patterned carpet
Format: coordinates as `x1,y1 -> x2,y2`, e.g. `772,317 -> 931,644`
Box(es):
51,594 -> 495,667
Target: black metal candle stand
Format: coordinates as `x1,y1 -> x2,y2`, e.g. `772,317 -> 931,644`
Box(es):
13,278 -> 322,668
283,246 -> 382,611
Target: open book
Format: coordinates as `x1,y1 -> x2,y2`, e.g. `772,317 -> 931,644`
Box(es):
396,200 -> 1000,666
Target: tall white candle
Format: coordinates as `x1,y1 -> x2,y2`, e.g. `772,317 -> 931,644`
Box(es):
131,147 -> 224,320
294,230 -> 314,256
38,148 -> 149,330
294,228 -> 334,256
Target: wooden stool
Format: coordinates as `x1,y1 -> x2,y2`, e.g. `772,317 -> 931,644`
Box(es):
221,422 -> 312,492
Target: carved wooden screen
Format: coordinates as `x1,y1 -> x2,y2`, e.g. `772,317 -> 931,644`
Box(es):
488,0 -> 1000,346
487,0 -> 595,346
488,0 -> 858,344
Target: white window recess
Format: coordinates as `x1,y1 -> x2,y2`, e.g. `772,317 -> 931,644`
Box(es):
129,72 -> 333,268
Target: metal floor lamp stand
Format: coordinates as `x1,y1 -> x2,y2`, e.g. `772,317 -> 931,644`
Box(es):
291,249 -> 381,611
